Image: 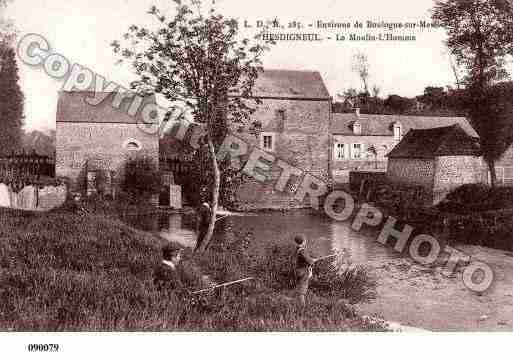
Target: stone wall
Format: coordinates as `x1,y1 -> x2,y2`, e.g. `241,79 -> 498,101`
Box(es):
433,155 -> 488,204
387,156 -> 488,205
0,182 -> 67,211
233,98 -> 331,210
386,158 -> 436,193
56,122 -> 159,193
349,171 -> 387,193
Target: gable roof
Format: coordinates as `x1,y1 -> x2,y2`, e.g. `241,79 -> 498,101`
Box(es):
331,113 -> 478,138
386,124 -> 481,159
56,91 -> 156,124
251,70 -> 330,100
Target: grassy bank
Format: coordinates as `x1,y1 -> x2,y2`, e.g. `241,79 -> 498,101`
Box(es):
0,207 -> 385,331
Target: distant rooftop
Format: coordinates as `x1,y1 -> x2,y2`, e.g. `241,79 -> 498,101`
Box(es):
386,124 -> 481,159
331,112 -> 478,138
250,69 -> 331,100
56,91 -> 156,124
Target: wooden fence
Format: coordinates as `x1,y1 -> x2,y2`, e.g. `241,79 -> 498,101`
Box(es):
0,151 -> 55,189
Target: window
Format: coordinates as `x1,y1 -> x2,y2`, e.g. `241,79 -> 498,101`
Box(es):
276,109 -> 286,132
126,142 -> 141,150
495,166 -> 505,185
393,123 -> 402,141
381,145 -> 389,159
351,143 -> 363,159
353,121 -> 362,135
334,143 -> 346,160
504,167 -> 513,185
260,132 -> 276,152
123,139 -> 142,151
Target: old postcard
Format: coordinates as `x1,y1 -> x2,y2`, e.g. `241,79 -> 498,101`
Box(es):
1,0 -> 512,356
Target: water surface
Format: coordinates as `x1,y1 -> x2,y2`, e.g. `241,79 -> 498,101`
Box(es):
127,211 -> 400,263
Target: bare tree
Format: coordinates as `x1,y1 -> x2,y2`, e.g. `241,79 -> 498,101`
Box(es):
352,52 -> 370,94
371,85 -> 381,98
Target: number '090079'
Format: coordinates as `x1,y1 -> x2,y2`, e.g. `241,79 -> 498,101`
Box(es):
26,344 -> 60,352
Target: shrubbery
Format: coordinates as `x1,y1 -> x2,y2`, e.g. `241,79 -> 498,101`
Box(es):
434,184 -> 513,251
121,157 -> 161,201
439,184 -> 513,214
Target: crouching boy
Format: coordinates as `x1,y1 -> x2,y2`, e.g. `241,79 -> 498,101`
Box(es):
154,245 -> 188,296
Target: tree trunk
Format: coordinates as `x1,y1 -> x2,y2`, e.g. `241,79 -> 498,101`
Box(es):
196,136 -> 220,254
488,159 -> 497,188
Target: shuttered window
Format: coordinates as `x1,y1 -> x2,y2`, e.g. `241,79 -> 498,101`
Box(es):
351,143 -> 364,159
260,132 -> 276,152
334,143 -> 345,160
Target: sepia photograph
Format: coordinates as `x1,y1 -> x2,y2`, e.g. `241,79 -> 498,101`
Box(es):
1,0 -> 513,356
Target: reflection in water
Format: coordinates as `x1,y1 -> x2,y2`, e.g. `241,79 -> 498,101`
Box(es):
159,215 -> 197,248
124,212 -> 399,264
330,221 -> 400,263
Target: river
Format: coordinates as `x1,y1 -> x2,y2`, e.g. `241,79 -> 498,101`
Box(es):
124,211 -> 513,331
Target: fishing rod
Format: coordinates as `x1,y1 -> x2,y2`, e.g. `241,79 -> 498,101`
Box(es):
314,253 -> 339,263
191,277 -> 253,295
214,215 -> 230,223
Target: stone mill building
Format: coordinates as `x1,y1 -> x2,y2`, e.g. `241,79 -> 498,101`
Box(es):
55,91 -> 159,195
230,70 -> 332,210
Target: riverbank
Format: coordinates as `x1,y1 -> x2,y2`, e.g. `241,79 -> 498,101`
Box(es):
357,244 -> 513,331
121,203 -> 513,331
0,207 -> 386,331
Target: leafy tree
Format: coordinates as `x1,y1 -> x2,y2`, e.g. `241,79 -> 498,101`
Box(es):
433,0 -> 513,186
0,45 -> 23,155
0,0 -> 22,155
418,86 -> 447,110
384,94 -> 414,114
475,81 -> 513,179
113,0 -> 271,253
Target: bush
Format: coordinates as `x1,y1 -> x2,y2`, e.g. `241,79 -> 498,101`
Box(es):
121,157 -> 161,200
313,260 -> 377,304
440,184 -> 513,214
248,242 -> 377,304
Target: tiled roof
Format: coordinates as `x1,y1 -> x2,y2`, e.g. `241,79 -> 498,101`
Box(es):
56,91 -> 156,124
331,113 -> 478,138
386,124 -> 481,159
251,70 -> 331,100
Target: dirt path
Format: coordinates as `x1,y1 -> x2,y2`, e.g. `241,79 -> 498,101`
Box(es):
357,245 -> 513,331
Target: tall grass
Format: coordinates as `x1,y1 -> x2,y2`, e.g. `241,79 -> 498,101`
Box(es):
0,207 -> 384,331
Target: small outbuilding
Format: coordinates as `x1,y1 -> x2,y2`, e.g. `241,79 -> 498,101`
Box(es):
386,124 -> 487,204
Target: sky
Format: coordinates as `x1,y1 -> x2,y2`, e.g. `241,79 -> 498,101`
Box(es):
4,0 -> 465,130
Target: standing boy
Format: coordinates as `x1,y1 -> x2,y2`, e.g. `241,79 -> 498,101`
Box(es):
294,235 -> 316,306
195,201 -> 212,251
